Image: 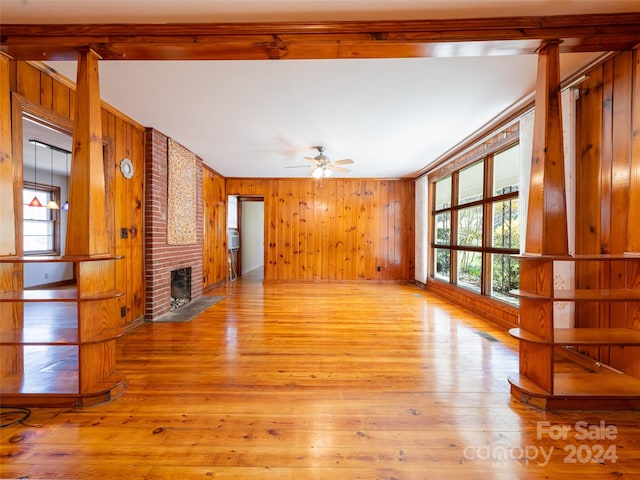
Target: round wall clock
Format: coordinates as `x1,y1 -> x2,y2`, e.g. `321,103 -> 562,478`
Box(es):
120,158 -> 134,179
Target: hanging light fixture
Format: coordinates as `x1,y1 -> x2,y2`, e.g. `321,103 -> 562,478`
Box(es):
27,141 -> 42,207
61,151 -> 69,211
46,145 -> 59,210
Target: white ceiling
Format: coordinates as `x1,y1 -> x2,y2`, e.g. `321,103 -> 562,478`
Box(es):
5,1 -> 638,179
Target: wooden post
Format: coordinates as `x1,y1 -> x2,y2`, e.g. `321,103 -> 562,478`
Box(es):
515,40 -> 569,396
628,47 -> 640,253
0,52 -> 16,257
64,49 -> 120,397
0,52 -> 23,379
525,40 -> 569,256
65,48 -> 110,257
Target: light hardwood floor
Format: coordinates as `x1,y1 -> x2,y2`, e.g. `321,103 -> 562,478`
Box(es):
2,270 -> 639,479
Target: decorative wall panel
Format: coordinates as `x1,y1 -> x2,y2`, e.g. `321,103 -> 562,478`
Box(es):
168,138 -> 196,245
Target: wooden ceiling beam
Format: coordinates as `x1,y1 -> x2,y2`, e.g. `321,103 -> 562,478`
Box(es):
2,13 -> 640,61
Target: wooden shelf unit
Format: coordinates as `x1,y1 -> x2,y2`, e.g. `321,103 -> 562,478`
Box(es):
508,254 -> 640,410
0,255 -> 126,407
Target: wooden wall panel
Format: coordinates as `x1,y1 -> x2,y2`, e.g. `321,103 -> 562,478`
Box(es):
575,49 -> 639,379
202,166 -> 227,290
39,73 -> 53,111
16,62 -> 39,104
52,79 -> 71,118
575,65 -> 603,341
128,125 -> 145,320
9,61 -> 145,328
629,49 -> 640,252
226,177 -> 414,282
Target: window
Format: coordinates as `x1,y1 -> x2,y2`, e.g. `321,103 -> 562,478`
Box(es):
23,183 -> 60,255
431,139 -> 520,305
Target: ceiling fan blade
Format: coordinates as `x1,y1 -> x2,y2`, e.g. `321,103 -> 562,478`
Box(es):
326,165 -> 350,173
332,159 -> 354,165
304,156 -> 318,162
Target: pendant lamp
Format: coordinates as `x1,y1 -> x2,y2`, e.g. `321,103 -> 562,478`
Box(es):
27,141 -> 42,207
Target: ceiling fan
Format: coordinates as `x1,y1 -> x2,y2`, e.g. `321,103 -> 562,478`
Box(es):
287,146 -> 354,179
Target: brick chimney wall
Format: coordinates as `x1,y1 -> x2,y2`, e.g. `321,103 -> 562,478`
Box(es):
144,128 -> 203,320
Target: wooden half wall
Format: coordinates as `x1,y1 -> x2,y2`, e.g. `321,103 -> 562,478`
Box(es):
226,177 -> 415,282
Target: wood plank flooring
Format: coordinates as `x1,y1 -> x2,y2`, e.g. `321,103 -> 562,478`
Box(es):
2,269 -> 640,479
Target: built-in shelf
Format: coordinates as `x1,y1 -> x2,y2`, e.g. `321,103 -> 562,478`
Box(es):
509,372 -> 640,410
0,327 -> 79,345
0,255 -> 125,407
509,327 -> 640,346
0,254 -> 124,263
513,253 -> 640,261
510,254 -> 640,410
0,289 -> 125,302
511,288 -> 640,301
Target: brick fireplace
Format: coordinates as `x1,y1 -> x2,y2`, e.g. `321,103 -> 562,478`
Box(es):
144,128 -> 203,320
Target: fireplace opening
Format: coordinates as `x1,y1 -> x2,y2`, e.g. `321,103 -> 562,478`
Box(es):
171,267 -> 192,310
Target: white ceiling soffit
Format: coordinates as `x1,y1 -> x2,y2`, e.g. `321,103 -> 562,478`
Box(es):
7,1 -> 634,178
44,52 -> 598,178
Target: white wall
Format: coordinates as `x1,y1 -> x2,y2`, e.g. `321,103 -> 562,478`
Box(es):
414,175 -> 428,283
241,201 -> 264,274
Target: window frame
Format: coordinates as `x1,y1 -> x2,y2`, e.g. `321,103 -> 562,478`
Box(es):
429,127 -> 520,304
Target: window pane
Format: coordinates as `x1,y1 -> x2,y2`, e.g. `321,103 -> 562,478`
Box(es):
434,212 -> 450,245
24,188 -> 52,221
435,176 -> 452,210
458,161 -> 483,204
493,144 -> 519,196
434,248 -> 450,281
23,220 -> 52,236
490,253 -> 519,305
23,187 -> 55,254
457,205 -> 482,247
457,250 -> 481,292
492,198 -> 519,248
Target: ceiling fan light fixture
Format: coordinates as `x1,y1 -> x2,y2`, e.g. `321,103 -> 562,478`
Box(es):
312,167 -> 323,179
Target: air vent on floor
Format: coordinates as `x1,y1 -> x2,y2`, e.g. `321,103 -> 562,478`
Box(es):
474,331 -> 498,342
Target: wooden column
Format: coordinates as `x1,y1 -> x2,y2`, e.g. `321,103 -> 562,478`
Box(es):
0,52 -> 16,256
65,48 -> 109,257
517,40 -> 569,395
0,52 -> 23,378
629,47 -> 640,253
525,40 -> 569,256
64,49 -> 121,399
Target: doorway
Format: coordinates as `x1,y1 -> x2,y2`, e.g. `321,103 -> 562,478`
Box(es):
239,198 -> 264,278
